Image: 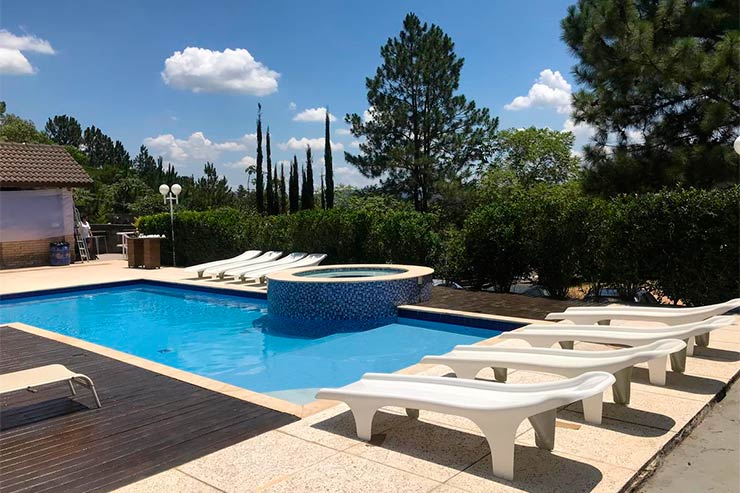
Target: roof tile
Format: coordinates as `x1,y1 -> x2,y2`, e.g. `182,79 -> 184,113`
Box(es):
0,142 -> 93,188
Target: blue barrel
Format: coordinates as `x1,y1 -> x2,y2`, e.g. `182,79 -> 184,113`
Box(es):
50,242 -> 71,266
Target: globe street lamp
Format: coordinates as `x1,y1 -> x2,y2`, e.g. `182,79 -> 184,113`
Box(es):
734,135 -> 740,156
159,183 -> 181,266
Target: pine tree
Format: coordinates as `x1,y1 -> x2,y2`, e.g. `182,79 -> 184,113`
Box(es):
304,145 -> 315,209
324,110 -> 334,208
265,127 -> 274,215
255,104 -> 264,213
279,164 -> 288,214
289,155 -> 300,213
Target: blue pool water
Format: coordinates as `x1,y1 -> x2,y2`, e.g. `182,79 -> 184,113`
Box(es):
0,284 -> 495,404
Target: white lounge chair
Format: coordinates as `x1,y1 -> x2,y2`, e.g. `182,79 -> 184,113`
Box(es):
421,339 -> 686,405
316,372 -> 615,481
0,364 -> 101,409
205,251 -> 284,279
239,253 -> 328,283
499,315 -> 735,372
222,252 -> 307,280
546,298 -> 740,326
185,250 -> 262,278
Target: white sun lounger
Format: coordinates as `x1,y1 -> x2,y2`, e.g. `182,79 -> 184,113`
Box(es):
185,250 -> 262,278
0,364 -> 101,408
421,339 -> 686,405
499,315 -> 735,373
240,253 -> 328,282
205,251 -> 284,279
222,252 -> 307,280
546,298 -> 740,326
316,371 -> 615,480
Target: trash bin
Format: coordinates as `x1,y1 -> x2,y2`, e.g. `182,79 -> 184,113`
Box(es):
50,241 -> 71,266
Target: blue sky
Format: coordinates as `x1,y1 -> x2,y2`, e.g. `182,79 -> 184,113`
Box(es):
2,0 -> 592,187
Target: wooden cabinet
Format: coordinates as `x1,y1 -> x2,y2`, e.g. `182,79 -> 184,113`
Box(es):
127,237 -> 161,269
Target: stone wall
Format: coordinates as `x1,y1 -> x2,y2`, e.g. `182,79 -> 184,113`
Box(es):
0,234 -> 75,269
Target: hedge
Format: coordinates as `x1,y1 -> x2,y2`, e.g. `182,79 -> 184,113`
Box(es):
137,186 -> 740,306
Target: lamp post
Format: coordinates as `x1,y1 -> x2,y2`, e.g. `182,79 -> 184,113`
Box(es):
734,135 -> 740,156
159,183 -> 181,266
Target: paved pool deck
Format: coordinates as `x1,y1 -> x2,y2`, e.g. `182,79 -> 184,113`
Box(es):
1,259 -> 738,492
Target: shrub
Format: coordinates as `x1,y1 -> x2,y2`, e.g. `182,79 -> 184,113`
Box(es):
367,210 -> 440,265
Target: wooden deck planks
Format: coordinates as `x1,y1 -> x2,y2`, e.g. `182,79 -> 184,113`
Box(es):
0,327 -> 298,493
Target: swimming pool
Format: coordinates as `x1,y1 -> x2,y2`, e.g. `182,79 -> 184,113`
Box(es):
0,282 -> 498,404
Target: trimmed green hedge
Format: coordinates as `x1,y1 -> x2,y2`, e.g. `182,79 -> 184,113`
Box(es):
137,186 -> 740,306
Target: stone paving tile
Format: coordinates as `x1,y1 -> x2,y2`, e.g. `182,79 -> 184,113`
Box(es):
344,417 -> 491,482
114,470 -> 223,493
177,431 -> 337,492
261,452 -> 441,493
445,447 -> 636,493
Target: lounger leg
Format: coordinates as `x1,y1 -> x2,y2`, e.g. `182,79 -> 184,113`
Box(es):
68,380 -> 76,395
612,367 -> 633,405
73,377 -> 102,408
670,343 -> 688,373
350,406 -> 377,441
695,333 -> 710,347
559,341 -> 574,350
528,409 -> 556,451
453,366 -> 480,380
647,357 -> 667,386
493,367 -> 508,382
687,337 -> 695,356
597,320 -> 611,326
406,408 -> 419,419
475,423 -> 518,481
582,393 -> 604,425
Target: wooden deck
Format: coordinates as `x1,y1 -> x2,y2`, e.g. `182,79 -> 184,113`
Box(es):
420,286 -> 589,320
0,327 -> 298,493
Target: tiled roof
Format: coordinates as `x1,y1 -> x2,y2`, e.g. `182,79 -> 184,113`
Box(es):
0,142 -> 93,188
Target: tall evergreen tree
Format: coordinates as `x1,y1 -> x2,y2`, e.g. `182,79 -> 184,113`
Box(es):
44,115 -> 82,146
320,175 -> 326,209
562,0 -> 739,194
345,13 -> 498,211
265,127 -> 274,214
304,145 -> 315,209
289,155 -> 300,213
279,164 -> 288,214
300,167 -> 309,210
255,104 -> 264,213
324,110 -> 334,208
272,167 -> 279,214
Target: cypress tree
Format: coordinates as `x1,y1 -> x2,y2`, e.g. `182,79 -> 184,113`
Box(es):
265,127 -> 274,214
324,110 -> 334,208
320,175 -> 326,209
273,167 -> 279,214
301,167 -> 309,210
255,104 -> 264,213
289,155 -> 299,212
304,145 -> 315,210
279,164 -> 287,214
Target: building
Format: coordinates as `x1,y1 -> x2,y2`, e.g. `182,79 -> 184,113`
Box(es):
0,142 -> 93,269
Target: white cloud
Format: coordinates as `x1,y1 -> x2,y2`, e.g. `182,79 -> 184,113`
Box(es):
562,118 -> 596,156
363,107 -> 375,122
333,165 -> 376,187
143,131 -> 256,165
278,137 -> 344,152
293,107 -> 336,122
349,140 -> 361,149
335,128 -> 352,136
225,155 -> 257,169
0,30 -> 55,76
288,101 -> 297,111
161,47 -> 279,95
505,69 -> 572,114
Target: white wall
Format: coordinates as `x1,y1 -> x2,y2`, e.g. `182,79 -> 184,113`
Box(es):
0,188 -> 74,242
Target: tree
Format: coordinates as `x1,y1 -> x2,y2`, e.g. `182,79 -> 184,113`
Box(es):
324,110 -> 335,208
303,145 -> 315,209
44,115 -> 82,146
492,127 -> 580,186
82,126 -> 129,168
345,13 -> 498,212
300,167 -> 309,209
272,167 -> 280,213
320,175 -> 326,209
255,104 -> 265,213
188,162 -> 233,210
0,104 -> 52,144
265,127 -> 274,214
562,0 -> 740,195
289,155 -> 300,212
279,164 -> 288,213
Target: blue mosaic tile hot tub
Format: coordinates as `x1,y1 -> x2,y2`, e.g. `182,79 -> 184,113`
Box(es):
266,264 -> 434,335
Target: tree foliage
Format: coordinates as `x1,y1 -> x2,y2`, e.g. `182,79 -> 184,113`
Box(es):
255,104 -> 265,213
44,115 -> 82,146
492,127 -> 580,186
188,162 -> 234,210
0,103 -> 51,144
324,110 -> 335,208
562,0 -> 740,194
345,13 -> 499,211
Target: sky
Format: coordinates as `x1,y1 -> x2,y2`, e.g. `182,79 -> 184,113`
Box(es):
1,0 -> 594,188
